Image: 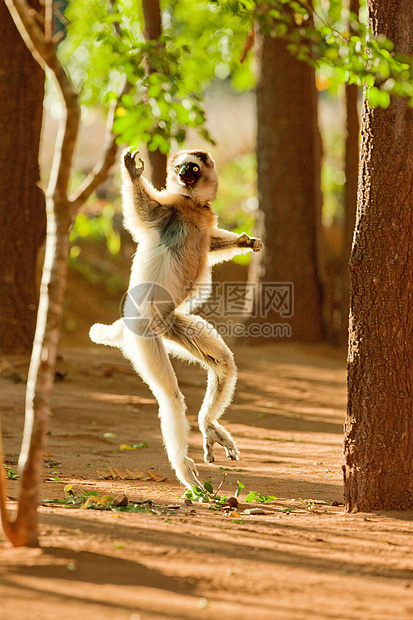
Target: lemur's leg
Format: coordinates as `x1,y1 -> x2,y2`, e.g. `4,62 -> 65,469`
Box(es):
121,332 -> 201,489
164,312 -> 238,464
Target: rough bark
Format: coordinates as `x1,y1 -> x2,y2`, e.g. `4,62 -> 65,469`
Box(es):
343,0 -> 413,511
0,0 -> 46,354
142,0 -> 167,190
253,30 -> 324,342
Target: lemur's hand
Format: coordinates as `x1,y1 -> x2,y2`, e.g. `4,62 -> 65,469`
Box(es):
238,233 -> 263,252
124,150 -> 145,182
251,238 -> 263,252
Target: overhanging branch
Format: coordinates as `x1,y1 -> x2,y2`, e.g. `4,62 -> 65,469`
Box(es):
68,77 -> 129,214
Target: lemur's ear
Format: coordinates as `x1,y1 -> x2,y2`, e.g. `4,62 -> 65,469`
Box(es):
189,151 -> 214,168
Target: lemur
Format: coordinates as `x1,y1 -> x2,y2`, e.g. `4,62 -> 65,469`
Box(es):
90,149 -> 263,489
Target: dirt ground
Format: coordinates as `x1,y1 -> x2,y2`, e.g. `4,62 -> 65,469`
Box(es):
0,342 -> 412,620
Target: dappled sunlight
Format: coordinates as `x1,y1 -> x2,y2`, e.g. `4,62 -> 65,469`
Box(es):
2,345 -> 413,619
87,392 -> 156,406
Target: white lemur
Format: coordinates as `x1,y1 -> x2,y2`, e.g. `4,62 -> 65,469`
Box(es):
90,149 -> 263,489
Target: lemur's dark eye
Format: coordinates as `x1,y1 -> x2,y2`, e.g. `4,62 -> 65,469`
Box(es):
193,165 -> 199,172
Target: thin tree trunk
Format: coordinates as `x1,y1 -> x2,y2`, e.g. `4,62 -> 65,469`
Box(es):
0,0 -> 46,354
343,0 -> 413,511
2,0 -> 119,546
142,0 -> 167,190
340,0 -> 360,345
252,29 -> 324,342
3,206 -> 71,547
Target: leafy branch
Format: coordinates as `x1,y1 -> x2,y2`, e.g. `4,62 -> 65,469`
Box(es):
61,1 -> 216,152
218,0 -> 413,107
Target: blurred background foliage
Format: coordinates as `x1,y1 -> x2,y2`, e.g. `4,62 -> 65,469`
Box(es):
42,0 -> 413,339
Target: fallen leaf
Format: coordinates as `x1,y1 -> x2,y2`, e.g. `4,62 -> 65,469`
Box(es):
96,466 -> 166,482
96,469 -> 111,479
125,469 -> 143,480
242,508 -> 268,515
112,467 -> 129,480
226,497 -> 238,509
146,470 -> 166,481
120,443 -> 148,450
112,495 -> 128,508
228,511 -> 241,518
83,496 -> 98,508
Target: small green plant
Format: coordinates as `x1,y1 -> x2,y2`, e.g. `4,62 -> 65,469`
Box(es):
42,485 -> 97,507
184,480 -> 230,508
235,480 -> 277,503
184,479 -> 277,507
299,498 -> 328,511
244,490 -> 278,503
4,465 -> 18,480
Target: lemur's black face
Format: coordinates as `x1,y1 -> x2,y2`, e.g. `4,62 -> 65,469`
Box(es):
176,161 -> 202,187
167,150 -> 217,203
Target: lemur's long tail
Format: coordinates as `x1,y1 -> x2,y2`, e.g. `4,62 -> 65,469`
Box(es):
89,319 -> 124,348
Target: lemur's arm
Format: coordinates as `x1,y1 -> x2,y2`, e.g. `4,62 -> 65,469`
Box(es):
121,150 -> 168,241
208,229 -> 263,266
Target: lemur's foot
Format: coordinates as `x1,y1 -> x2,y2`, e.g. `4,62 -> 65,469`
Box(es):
124,150 -> 144,181
204,423 -> 239,464
175,456 -> 201,490
204,441 -> 215,464
225,445 -> 239,460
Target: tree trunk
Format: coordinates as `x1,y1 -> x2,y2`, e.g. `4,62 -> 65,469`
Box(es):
340,0 -> 360,345
142,0 -> 167,190
343,0 -> 413,511
0,0 -> 46,354
252,30 -> 324,342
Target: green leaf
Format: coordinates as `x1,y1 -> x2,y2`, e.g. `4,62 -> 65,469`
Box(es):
204,481 -> 214,494
367,86 -> 391,109
42,498 -> 68,504
235,481 -> 245,498
119,442 -> 148,450
244,491 -> 257,502
64,484 -> 75,498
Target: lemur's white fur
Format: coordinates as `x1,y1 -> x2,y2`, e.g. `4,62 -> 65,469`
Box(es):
90,148 -> 263,489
